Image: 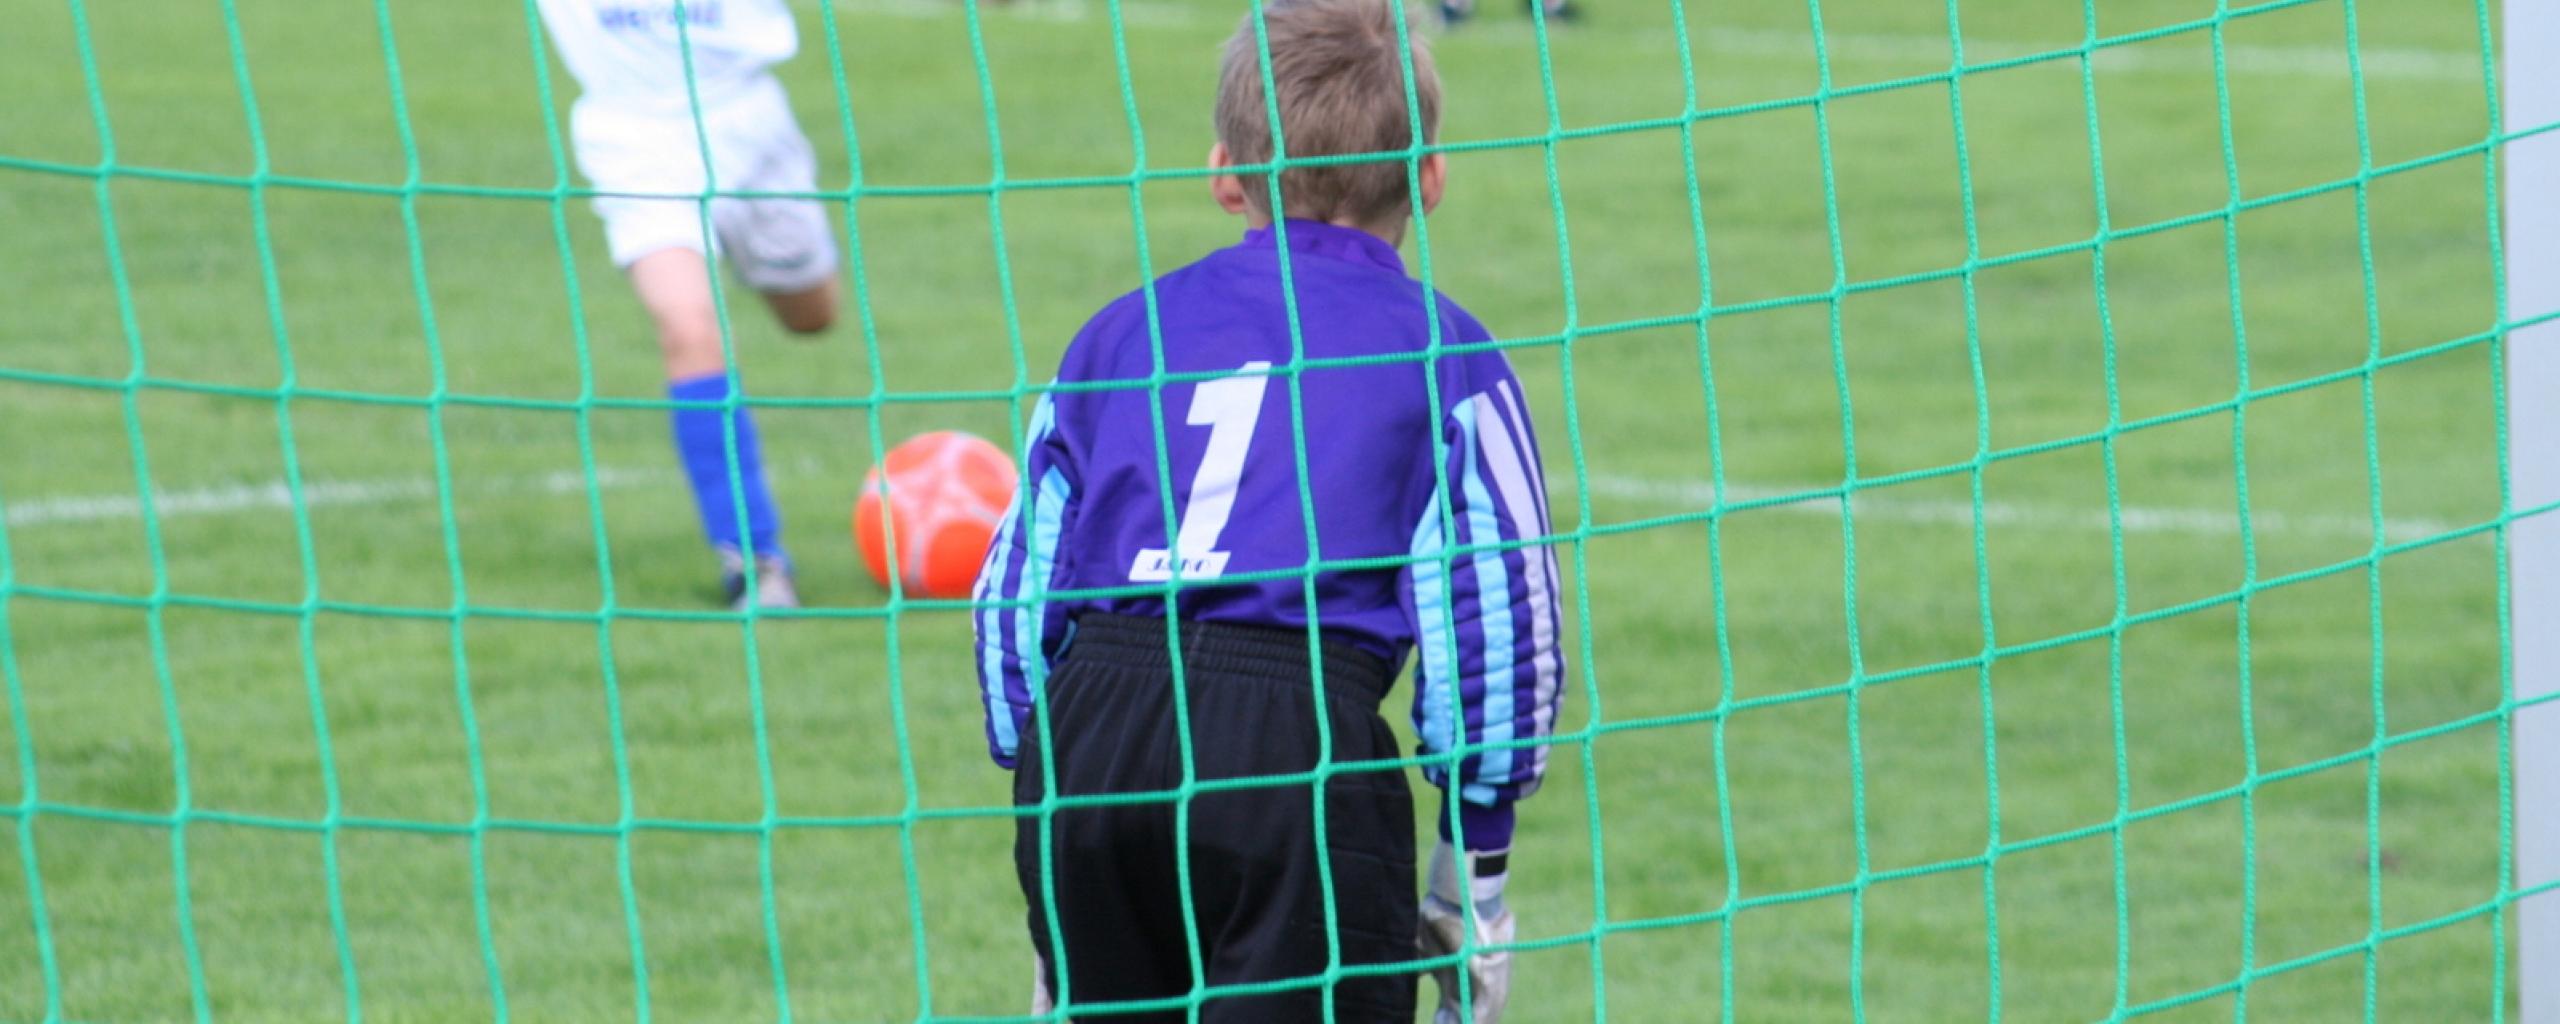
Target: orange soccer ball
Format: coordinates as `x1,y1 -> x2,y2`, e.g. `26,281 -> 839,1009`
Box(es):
852,431 -> 1019,599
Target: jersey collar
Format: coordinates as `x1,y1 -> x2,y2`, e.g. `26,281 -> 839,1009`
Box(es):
1241,219 -> 1407,276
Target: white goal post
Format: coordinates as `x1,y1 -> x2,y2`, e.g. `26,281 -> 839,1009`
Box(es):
2510,0 -> 2559,1020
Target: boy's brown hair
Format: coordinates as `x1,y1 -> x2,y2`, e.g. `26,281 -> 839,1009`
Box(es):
1215,0 -> 1441,228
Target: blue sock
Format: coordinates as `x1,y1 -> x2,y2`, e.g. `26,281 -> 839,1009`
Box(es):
668,373 -> 784,564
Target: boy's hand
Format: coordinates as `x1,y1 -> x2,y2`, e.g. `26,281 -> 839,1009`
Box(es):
1420,893 -> 1512,1023
1419,840 -> 1513,1023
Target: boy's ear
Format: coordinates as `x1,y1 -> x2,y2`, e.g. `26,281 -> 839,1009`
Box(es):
1208,143 -> 1252,216
1417,152 -> 1447,217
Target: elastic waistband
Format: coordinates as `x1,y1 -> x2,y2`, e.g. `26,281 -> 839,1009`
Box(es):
1065,613 -> 1393,709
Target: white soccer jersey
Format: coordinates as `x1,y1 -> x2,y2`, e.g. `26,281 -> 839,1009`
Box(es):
536,0 -> 800,113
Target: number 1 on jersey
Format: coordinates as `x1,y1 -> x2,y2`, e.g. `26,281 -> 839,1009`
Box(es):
1129,361 -> 1270,583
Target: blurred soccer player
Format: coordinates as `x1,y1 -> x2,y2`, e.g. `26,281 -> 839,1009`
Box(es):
1437,0 -> 1579,27
975,0 -> 1562,1019
536,0 -> 840,609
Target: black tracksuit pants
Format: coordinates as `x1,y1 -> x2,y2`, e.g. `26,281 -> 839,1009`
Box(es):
1013,612 -> 1419,1023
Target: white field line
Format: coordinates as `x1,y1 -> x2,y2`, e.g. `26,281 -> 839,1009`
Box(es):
1578,474 -> 2463,546
2,464 -> 2469,545
0,467 -> 665,531
815,0 -> 2486,84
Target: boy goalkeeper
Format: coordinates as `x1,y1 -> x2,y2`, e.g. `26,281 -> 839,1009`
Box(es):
974,0 -> 1562,1018
536,0 -> 839,609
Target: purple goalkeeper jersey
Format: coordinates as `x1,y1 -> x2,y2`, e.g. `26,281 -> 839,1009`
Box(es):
973,219 -> 1566,816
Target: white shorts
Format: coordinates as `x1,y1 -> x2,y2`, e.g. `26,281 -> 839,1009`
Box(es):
569,76 -> 839,294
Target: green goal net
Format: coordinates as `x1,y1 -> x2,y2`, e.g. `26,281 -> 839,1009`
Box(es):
0,0 -> 2548,1020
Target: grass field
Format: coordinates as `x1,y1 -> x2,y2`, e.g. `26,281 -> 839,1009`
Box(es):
0,0 -> 2527,1020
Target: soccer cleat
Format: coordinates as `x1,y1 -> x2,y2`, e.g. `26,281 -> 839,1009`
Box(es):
720,549 -> 801,611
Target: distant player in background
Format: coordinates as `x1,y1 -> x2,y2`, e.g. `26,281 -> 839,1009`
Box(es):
975,0 -> 1562,1019
1437,0 -> 1578,27
536,0 -> 840,609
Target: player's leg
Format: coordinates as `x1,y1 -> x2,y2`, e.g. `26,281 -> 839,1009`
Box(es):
759,276 -> 839,336
1312,719 -> 1422,1020
1189,717 -> 1417,1022
575,97 -> 799,609
717,81 -> 842,339
627,247 -> 729,379
624,248 -> 797,609
1183,629 -> 1418,1024
1012,631 -> 1194,1021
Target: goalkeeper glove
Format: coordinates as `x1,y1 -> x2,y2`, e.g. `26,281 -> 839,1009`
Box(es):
1418,838 -> 1514,1024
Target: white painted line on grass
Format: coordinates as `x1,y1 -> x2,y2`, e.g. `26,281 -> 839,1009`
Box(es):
0,467 -> 664,530
1715,27 -> 2482,84
1576,473 -> 2463,546
815,0 -> 2485,84
3,464 -> 2472,546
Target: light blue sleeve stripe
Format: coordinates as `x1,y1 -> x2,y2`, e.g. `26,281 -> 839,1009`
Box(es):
1409,488 -> 1456,769
977,395 -> 1057,761
1478,386 -> 1562,769
1454,398 -> 1518,796
976,488 -> 1027,758
1013,468 -> 1072,708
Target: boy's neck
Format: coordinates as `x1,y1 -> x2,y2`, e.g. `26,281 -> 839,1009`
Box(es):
1246,212 -> 1407,250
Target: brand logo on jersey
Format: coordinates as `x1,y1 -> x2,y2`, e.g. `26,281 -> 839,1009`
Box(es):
1128,549 -> 1232,583
597,2 -> 726,31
